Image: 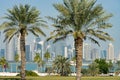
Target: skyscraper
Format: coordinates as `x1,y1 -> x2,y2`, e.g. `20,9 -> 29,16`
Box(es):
53,40 -> 66,57
83,43 -> 91,61
108,43 -> 114,61
6,37 -> 16,61
64,46 -> 68,58
25,45 -> 31,62
0,49 -> 5,58
100,50 -> 107,59
91,48 -> 99,61
31,37 -> 42,61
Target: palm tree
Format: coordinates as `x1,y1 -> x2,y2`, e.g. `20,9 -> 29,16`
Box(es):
14,54 -> 19,73
44,51 -> 50,73
53,55 -> 71,76
1,4 -> 47,80
44,50 -> 50,62
34,53 -> 43,73
0,57 -> 8,72
47,0 -> 113,80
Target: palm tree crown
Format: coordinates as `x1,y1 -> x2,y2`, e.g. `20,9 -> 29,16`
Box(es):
48,0 -> 113,44
2,4 -> 47,42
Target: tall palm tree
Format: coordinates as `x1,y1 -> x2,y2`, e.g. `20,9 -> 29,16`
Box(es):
14,54 -> 19,73
53,55 -> 71,76
1,4 -> 47,80
34,53 -> 43,73
47,0 -> 113,80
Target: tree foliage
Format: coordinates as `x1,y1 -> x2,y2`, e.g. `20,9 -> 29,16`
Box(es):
44,50 -> 50,62
95,59 -> 109,74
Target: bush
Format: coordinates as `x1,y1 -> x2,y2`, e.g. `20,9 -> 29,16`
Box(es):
17,70 -> 39,76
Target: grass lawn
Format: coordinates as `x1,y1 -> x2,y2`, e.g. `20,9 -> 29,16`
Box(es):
0,76 -> 119,80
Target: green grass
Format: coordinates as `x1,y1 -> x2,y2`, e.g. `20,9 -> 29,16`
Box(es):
0,76 -> 119,80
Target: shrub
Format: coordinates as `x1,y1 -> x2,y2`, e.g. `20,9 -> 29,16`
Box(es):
17,70 -> 39,76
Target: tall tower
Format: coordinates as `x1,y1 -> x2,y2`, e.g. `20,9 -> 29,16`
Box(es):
64,46 -> 68,58
25,44 -> 31,62
53,40 -> 66,57
108,43 -> 114,61
83,43 -> 91,61
6,37 -> 16,61
91,48 -> 99,61
100,50 -> 107,59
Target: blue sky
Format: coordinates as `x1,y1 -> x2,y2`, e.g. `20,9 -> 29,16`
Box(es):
0,0 -> 120,58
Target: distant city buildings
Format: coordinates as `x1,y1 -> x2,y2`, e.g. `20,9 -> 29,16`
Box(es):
108,43 -> 114,61
0,32 -> 116,63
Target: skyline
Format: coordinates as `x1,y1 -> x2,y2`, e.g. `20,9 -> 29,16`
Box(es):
0,0 -> 120,57
1,37 -> 118,62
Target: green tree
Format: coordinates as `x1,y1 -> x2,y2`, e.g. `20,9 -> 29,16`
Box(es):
14,54 -> 19,73
1,4 -> 47,80
108,60 -> 113,72
44,51 -> 51,73
34,53 -> 43,73
0,57 -> 8,72
88,62 -> 99,76
95,59 -> 109,74
81,68 -> 89,76
44,50 -> 50,62
116,61 -> 120,70
47,0 -> 113,80
53,55 -> 71,76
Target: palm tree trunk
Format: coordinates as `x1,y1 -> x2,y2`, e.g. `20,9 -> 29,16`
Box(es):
74,37 -> 83,80
20,30 -> 26,80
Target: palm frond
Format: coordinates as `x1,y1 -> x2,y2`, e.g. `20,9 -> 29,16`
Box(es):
3,28 -> 18,42
87,37 -> 100,46
28,26 -> 46,36
0,22 -> 16,30
27,29 -> 39,37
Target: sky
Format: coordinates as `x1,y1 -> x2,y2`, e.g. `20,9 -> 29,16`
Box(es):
0,0 -> 120,58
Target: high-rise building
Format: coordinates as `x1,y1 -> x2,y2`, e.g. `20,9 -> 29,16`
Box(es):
108,43 -> 114,61
100,50 -> 107,59
31,37 -> 42,61
83,43 -> 91,61
64,46 -> 68,58
25,45 -> 31,62
91,48 -> 99,61
0,49 -> 5,58
6,37 -> 16,61
53,40 -> 66,57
